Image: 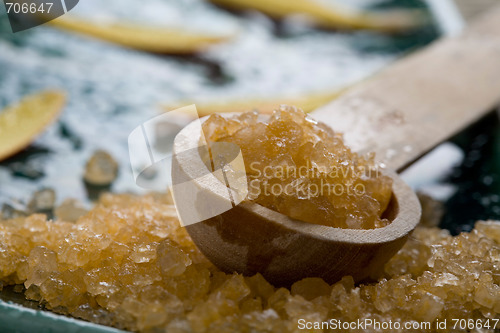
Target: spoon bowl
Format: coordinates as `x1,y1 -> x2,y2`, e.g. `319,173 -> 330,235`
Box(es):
172,115 -> 421,286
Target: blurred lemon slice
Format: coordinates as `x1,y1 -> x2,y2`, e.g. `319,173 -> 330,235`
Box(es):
210,0 -> 427,33
0,91 -> 66,161
165,90 -> 345,116
49,17 -> 233,53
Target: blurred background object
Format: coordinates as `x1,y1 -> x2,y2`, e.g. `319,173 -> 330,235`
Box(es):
0,0 -> 440,205
0,91 -> 65,160
165,89 -> 347,115
209,0 -> 429,33
48,0 -> 239,53
50,17 -> 235,53
455,0 -> 499,21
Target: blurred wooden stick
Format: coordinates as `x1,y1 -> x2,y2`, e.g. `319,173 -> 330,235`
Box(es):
49,17 -> 234,54
210,0 -> 428,33
164,90 -> 347,117
454,0 -> 499,21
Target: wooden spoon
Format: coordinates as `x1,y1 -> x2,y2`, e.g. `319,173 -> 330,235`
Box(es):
172,7 -> 500,286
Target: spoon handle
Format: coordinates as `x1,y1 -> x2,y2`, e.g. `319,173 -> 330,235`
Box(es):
312,6 -> 500,172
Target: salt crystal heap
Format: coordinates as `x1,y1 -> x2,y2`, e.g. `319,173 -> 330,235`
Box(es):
0,193 -> 499,332
202,106 -> 393,229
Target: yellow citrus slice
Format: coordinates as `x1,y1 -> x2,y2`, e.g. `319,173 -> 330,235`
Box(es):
165,90 -> 345,116
210,0 -> 427,33
0,91 -> 66,161
49,17 -> 234,53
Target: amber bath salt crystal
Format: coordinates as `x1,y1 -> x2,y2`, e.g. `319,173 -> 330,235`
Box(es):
0,192 -> 499,332
201,105 -> 393,229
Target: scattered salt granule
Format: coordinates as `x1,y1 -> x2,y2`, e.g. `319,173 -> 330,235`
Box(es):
0,193 -> 498,332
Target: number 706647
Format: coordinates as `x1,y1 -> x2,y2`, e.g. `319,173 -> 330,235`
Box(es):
5,2 -> 53,14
